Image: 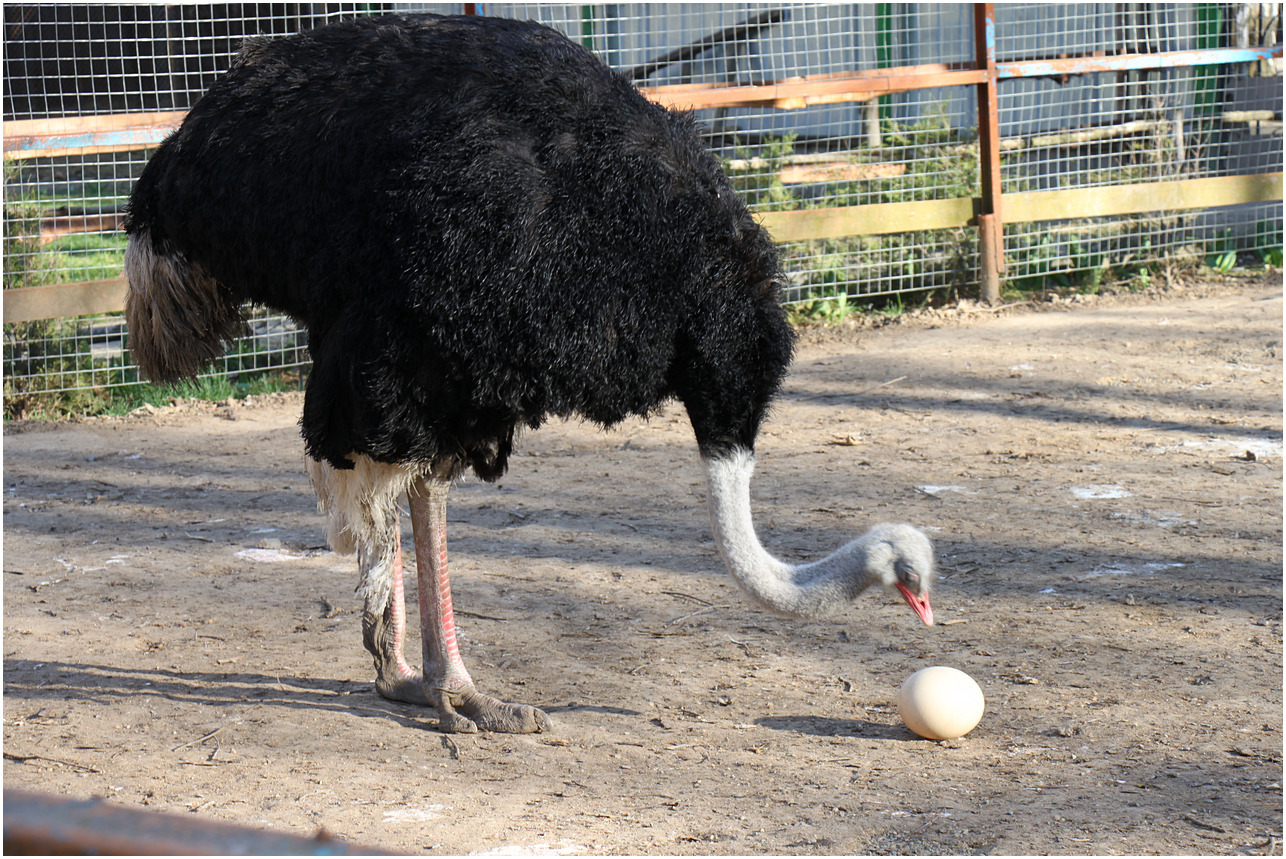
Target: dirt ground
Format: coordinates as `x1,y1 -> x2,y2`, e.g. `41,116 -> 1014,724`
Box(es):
4,274 -> 1282,856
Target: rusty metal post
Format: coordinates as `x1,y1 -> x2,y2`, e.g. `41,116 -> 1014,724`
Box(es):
977,213 -> 1002,302
974,3 -> 1004,304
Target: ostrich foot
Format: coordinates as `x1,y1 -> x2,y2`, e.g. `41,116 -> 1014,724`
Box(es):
429,685 -> 551,734
364,609 -> 431,706
375,667 -> 431,706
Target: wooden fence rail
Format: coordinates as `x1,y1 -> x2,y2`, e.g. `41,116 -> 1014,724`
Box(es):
6,171 -> 1280,325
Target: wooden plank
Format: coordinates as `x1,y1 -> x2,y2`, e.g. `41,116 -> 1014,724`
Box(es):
758,173 -> 1282,242
640,68 -> 988,112
40,212 -> 126,244
4,111 -> 186,137
3,111 -> 185,160
6,42 -> 1277,157
7,140 -> 167,160
3,278 -> 128,324
641,44 -> 1285,111
1005,174 -> 1284,223
635,44 -> 1283,112
997,45 -> 1284,80
779,162 -> 906,184
5,130 -> 174,160
758,198 -> 978,242
5,175 -> 1278,323
7,68 -> 967,153
640,63 -> 962,98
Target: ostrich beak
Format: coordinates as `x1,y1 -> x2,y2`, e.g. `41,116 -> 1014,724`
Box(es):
896,582 -> 934,626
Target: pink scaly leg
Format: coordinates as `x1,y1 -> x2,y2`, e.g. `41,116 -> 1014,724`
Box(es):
363,522 -> 430,705
410,476 -> 550,734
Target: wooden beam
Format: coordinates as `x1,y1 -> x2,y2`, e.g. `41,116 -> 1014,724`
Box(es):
639,67 -> 988,112
997,44 -> 1284,80
1005,173 -> 1284,223
4,111 -> 185,137
4,41 -> 1279,156
758,198 -> 979,242
3,278 -> 128,324
778,162 -> 906,184
3,111 -> 184,160
40,211 -> 126,244
4,174 -> 1278,324
7,140 -> 162,160
8,41 -> 1276,158
758,172 -> 1283,243
637,44 -> 1283,113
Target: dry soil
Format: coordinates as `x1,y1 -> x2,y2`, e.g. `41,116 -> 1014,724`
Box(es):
4,274 -> 1282,855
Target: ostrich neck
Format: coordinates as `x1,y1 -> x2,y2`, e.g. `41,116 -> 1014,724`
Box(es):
703,449 -> 873,619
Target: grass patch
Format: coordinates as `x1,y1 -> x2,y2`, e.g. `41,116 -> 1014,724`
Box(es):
4,369 -> 304,421
43,233 -> 129,283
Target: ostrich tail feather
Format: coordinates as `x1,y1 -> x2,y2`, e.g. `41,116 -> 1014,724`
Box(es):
124,233 -> 245,383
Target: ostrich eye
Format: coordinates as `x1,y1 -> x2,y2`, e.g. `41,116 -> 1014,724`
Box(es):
895,560 -> 919,586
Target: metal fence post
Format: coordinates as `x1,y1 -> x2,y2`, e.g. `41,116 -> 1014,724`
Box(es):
974,2 -> 1004,304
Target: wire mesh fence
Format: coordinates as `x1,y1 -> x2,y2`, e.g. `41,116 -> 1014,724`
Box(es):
3,3 -> 1282,406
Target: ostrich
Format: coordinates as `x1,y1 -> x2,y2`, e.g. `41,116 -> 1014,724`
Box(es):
124,14 -> 935,734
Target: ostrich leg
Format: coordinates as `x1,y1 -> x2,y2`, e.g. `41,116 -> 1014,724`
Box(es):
362,528 -> 430,706
409,476 -> 550,734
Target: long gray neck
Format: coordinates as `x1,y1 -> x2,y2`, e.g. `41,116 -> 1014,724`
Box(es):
702,449 -> 876,619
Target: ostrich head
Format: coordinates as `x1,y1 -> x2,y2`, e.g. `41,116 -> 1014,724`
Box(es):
704,450 -> 936,625
850,522 -> 936,625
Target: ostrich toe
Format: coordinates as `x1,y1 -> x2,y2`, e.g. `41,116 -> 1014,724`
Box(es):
430,685 -> 551,734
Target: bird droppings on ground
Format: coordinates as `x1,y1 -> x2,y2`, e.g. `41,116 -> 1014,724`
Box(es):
1070,484 -> 1133,500
468,840 -> 588,856
4,276 -> 1282,855
382,804 -> 448,824
234,548 -> 308,563
1156,435 -> 1285,459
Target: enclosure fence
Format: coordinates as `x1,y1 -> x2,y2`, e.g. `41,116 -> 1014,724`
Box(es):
4,3 -> 1282,405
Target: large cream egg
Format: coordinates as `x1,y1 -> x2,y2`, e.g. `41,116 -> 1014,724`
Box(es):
897,666 -> 985,740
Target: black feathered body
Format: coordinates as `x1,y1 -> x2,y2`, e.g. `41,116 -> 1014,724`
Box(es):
126,14 -> 795,478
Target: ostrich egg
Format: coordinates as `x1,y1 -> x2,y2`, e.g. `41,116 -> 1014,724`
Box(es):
897,666 -> 985,740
